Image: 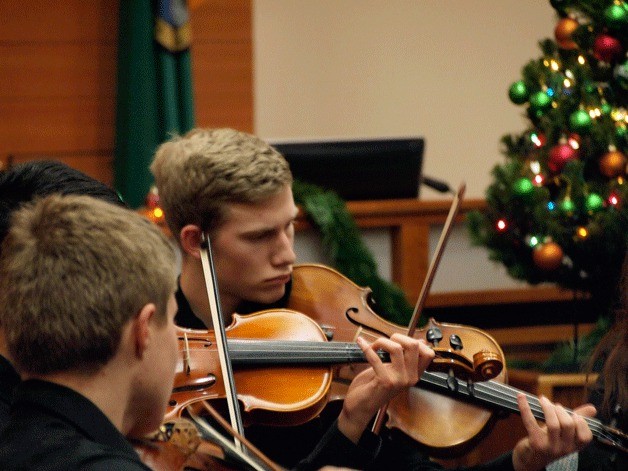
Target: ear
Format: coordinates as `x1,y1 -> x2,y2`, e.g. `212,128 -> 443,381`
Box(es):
133,303 -> 156,359
180,224 -> 203,259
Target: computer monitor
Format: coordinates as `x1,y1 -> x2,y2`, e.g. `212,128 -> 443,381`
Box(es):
270,137 -> 425,201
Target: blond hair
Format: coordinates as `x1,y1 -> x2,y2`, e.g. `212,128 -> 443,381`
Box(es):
150,128 -> 292,240
0,194 -> 176,375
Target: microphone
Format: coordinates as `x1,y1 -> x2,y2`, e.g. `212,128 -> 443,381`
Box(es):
421,176 -> 453,194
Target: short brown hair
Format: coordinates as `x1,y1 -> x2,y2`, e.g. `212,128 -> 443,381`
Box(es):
150,128 -> 292,240
0,194 -> 176,375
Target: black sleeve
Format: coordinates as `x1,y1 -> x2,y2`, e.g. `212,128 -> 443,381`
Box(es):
371,428 -> 515,471
292,420 -> 381,471
78,455 -> 152,471
460,453 -> 516,471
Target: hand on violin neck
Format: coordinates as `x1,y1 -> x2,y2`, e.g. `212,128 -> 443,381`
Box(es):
512,393 -> 596,471
337,334 -> 434,444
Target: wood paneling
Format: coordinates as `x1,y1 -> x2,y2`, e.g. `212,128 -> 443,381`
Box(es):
191,0 -> 251,41
192,41 -> 253,131
1,98 -> 116,154
1,152 -> 114,186
191,1 -> 253,132
1,43 -> 117,99
0,0 -> 118,182
0,1 -> 118,42
0,0 -> 253,184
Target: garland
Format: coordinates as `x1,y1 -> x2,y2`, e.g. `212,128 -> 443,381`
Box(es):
293,179 -> 416,326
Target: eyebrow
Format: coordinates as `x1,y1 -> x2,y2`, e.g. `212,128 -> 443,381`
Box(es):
241,227 -> 275,238
240,212 -> 298,238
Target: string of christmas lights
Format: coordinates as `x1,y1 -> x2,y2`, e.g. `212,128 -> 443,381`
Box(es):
468,0 -> 627,296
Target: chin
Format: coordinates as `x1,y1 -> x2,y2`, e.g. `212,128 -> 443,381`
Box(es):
127,416 -> 162,438
128,401 -> 168,438
244,292 -> 282,309
261,286 -> 286,304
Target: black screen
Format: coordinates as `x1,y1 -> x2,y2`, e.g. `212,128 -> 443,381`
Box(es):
270,137 -> 424,201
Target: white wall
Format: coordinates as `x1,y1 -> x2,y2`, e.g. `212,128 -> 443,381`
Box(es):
253,0 -> 556,200
253,1 -> 557,292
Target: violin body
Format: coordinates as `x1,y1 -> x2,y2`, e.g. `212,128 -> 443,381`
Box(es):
288,263 -> 508,454
168,309 -> 333,427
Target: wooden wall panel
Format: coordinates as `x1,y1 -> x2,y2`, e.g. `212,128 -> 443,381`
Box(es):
2,43 -> 117,99
0,1 -> 118,42
0,0 -> 253,184
0,0 -> 119,183
193,42 -> 254,131
191,0 -> 251,41
1,153 -> 114,187
1,97 -> 115,167
191,1 -> 253,132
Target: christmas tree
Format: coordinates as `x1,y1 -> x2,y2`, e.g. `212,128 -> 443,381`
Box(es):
467,0 -> 628,321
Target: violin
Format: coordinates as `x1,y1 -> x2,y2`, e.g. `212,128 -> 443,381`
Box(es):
287,263 -> 628,455
166,308 -> 503,428
134,413 -> 285,470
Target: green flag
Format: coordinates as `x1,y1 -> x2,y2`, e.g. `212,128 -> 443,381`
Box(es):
114,0 -> 195,208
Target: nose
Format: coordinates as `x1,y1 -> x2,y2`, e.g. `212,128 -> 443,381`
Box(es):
272,231 -> 296,267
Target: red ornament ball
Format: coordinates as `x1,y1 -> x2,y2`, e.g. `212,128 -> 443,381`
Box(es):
548,143 -> 578,173
145,186 -> 161,209
533,242 -> 564,271
554,18 -> 579,49
599,150 -> 627,178
593,34 -> 624,63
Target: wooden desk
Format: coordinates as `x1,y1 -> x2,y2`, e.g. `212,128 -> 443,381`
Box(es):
294,198 -> 577,308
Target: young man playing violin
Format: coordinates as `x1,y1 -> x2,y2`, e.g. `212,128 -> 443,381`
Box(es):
0,160 -> 127,432
0,194 -> 179,469
151,127 -> 596,471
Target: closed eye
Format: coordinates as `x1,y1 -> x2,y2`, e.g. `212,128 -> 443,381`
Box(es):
244,229 -> 275,241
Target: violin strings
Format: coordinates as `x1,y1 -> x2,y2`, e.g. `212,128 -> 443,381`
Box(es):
420,372 -> 623,447
225,340 -> 380,363
427,372 -> 613,441
181,339 -> 625,448
468,376 -> 611,438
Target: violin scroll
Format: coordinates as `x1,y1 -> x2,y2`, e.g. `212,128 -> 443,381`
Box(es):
473,350 -> 503,380
428,345 -> 503,382
133,418 -> 225,471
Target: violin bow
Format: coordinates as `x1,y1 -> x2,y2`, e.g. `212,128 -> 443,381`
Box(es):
188,401 -> 286,471
199,233 -> 246,450
372,182 -> 466,434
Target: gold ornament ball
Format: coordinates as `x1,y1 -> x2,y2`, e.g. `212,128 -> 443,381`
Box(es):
599,150 -> 627,178
554,18 -> 579,49
533,242 -> 564,271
